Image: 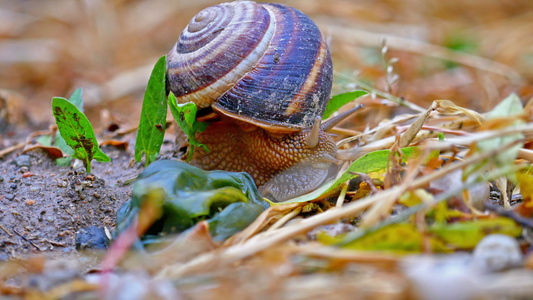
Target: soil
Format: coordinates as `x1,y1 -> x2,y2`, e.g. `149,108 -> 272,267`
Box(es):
0,145 -> 136,260
0,128 -> 185,263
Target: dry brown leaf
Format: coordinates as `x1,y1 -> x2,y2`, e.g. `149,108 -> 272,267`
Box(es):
434,100 -> 484,124
22,145 -> 64,159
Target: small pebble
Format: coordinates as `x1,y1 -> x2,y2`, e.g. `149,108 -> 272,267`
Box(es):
10,183 -> 17,190
403,254 -> 476,300
57,181 -> 67,188
62,247 -> 74,253
14,154 -> 31,167
472,234 -> 523,272
0,253 -> 9,261
75,226 -> 109,250
4,193 -> 15,200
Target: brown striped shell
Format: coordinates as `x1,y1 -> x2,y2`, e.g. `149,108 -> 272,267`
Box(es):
166,1 -> 333,133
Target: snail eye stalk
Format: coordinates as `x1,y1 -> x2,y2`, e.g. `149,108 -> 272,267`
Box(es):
306,117 -> 321,148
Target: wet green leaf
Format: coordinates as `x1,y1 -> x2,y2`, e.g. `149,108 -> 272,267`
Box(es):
135,55 -> 168,166
207,202 -> 265,241
116,160 -> 268,245
51,97 -> 110,173
168,94 -> 209,162
323,90 -> 367,119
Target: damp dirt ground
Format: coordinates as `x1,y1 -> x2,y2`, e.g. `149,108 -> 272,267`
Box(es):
0,132 -> 182,264
0,145 -> 136,261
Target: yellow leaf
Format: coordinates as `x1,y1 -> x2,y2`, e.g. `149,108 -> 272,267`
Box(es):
325,223 -> 451,254
429,217 -> 521,249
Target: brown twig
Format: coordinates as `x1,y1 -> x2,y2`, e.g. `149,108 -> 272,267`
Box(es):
0,142 -> 26,158
0,221 -> 13,237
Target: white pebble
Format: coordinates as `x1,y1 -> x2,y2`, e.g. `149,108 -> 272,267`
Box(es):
472,234 -> 523,272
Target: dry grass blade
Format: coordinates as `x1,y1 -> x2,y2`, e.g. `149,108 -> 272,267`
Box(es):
399,102 -> 436,148
224,202 -> 303,245
294,244 -> 399,265
267,207 -> 303,232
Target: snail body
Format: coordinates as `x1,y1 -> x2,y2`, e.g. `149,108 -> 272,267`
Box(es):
167,1 -> 343,202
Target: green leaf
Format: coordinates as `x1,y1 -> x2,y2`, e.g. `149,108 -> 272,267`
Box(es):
472,93 -> 524,174
68,88 -> 84,111
115,160 -> 268,244
323,90 -> 367,119
52,97 -> 110,173
37,135 -> 52,147
486,93 -> 523,119
55,88 -> 83,166
135,55 -> 168,165
280,147 -> 439,204
207,202 -> 265,241
168,93 -> 209,162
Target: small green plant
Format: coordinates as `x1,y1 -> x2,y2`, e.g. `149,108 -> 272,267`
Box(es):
55,88 -> 83,166
52,96 -> 110,173
135,56 -> 168,166
135,55 -> 209,165
168,93 -> 209,162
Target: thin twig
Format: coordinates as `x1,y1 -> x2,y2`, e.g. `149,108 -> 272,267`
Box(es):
0,221 -> 13,237
0,142 -> 26,158
13,229 -> 42,251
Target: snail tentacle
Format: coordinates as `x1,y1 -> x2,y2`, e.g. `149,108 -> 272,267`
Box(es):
321,104 -> 365,131
306,117 -> 321,148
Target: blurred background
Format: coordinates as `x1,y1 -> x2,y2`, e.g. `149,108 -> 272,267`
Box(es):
1,0 -> 532,139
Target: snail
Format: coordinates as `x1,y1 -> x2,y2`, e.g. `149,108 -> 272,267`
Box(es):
166,1 -> 358,202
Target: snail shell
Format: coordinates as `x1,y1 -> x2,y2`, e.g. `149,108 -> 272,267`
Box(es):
166,1 -> 333,133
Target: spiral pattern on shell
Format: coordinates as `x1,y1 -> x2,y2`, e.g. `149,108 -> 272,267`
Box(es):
166,1 -> 333,132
